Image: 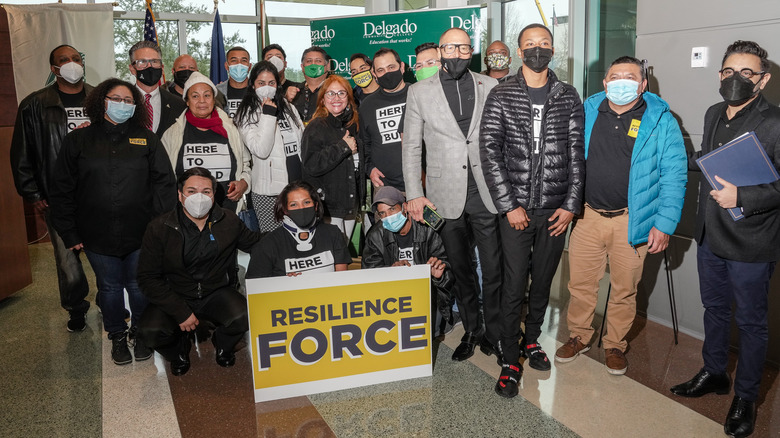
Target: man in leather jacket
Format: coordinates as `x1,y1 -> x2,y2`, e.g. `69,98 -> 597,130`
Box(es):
480,24 -> 585,398
10,44 -> 94,332
361,186 -> 454,335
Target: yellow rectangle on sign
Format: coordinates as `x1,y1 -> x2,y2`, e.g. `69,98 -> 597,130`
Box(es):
246,265 -> 432,402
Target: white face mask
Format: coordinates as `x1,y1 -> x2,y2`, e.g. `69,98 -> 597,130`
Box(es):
57,62 -> 84,84
255,85 -> 276,101
183,192 -> 213,219
268,56 -> 285,74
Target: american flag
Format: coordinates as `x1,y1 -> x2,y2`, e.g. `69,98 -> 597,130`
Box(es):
552,5 -> 558,27
143,0 -> 159,44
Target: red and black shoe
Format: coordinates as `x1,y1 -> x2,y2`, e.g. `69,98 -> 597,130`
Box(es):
495,363 -> 523,398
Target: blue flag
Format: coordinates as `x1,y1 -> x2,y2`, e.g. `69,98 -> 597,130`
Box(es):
210,10 -> 228,84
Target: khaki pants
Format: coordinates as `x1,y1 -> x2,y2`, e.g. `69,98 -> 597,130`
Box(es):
566,206 -> 648,351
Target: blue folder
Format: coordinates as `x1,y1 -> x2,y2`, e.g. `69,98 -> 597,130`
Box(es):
696,131 -> 780,221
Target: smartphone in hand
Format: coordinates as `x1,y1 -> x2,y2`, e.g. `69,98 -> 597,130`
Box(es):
422,205 -> 444,231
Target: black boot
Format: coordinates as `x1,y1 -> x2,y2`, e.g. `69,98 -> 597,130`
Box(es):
109,331 -> 132,365
724,396 -> 756,438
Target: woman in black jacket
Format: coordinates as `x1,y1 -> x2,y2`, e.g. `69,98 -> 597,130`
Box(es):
300,75 -> 364,240
49,78 -> 176,366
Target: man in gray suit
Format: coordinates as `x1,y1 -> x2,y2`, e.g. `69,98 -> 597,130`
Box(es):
402,27 -> 501,362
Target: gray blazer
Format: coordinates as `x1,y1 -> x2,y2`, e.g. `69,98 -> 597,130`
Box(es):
402,71 -> 498,219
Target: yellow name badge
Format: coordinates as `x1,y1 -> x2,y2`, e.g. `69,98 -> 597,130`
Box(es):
128,138 -> 147,146
628,119 -> 641,138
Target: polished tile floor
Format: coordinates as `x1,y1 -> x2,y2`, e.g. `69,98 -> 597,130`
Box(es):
1,243 -> 778,437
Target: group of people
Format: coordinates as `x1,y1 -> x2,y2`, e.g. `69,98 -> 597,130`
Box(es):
9,20 -> 780,438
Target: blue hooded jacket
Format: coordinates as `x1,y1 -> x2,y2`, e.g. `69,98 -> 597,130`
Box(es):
584,91 -> 687,246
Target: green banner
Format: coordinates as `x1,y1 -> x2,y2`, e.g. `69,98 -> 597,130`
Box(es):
310,6 -> 483,79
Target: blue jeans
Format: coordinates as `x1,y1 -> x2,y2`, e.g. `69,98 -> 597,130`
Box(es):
84,249 -> 147,335
698,236 -> 775,401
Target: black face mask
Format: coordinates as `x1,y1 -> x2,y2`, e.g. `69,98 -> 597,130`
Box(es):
288,206 -> 316,228
136,67 -> 163,87
442,57 -> 471,80
719,74 -> 760,106
376,69 -> 403,90
173,70 -> 194,88
522,47 -> 553,73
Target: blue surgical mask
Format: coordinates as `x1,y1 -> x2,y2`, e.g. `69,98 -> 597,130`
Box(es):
229,64 -> 249,82
605,79 -> 641,106
382,211 -> 407,233
105,99 -> 135,124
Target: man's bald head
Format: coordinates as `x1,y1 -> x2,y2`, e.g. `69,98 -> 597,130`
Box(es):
173,54 -> 198,72
439,28 -> 470,45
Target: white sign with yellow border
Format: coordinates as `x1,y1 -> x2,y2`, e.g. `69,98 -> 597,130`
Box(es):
246,265 -> 432,402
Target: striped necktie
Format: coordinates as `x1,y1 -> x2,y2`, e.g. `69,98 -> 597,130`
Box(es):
144,93 -> 153,131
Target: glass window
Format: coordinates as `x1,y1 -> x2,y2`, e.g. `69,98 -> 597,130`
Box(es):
265,1 -> 364,19
268,24 -> 313,82
185,22 -> 255,79
398,0 -> 429,10
584,0 -> 637,97
503,0 -> 570,83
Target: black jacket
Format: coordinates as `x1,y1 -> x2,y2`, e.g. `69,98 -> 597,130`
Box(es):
479,71 -> 585,215
362,219 -> 453,318
137,206 -> 262,323
157,87 -> 187,137
301,113 -> 365,218
689,94 -> 780,262
49,120 -> 177,256
10,83 -> 94,203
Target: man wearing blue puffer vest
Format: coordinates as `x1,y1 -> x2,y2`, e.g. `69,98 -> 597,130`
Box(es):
555,56 -> 687,375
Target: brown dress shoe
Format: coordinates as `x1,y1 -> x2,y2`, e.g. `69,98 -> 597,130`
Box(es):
555,336 -> 590,363
605,348 -> 627,375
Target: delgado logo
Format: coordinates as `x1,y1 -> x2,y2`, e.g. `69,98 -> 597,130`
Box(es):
311,25 -> 335,42
363,19 -> 417,39
451,13 -> 480,31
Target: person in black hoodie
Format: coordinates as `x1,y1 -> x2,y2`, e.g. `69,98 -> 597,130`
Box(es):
301,74 -> 364,240
49,78 -> 177,366
137,167 -> 262,376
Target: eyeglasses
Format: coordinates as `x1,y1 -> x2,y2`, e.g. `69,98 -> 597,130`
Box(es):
133,58 -> 163,69
106,95 -> 134,105
719,67 -> 765,79
440,44 -> 473,55
324,90 -> 348,100
413,59 -> 440,71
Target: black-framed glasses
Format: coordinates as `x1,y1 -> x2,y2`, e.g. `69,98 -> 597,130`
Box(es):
719,67 -> 765,79
440,44 -> 473,55
106,95 -> 134,105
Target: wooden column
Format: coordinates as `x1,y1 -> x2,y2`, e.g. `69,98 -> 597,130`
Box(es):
0,7 -> 33,300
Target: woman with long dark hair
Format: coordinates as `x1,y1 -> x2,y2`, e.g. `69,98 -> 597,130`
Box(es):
49,78 -> 176,366
234,60 -> 304,232
245,181 -> 352,278
300,75 -> 365,240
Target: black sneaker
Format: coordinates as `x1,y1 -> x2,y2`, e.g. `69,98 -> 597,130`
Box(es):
523,342 -> 551,371
133,335 -> 153,361
67,312 -> 86,332
109,331 -> 132,365
495,363 -> 523,398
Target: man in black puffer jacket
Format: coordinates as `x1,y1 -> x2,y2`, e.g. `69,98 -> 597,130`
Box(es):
480,24 -> 585,398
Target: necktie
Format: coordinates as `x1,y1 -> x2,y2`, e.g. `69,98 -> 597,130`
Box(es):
145,93 -> 153,131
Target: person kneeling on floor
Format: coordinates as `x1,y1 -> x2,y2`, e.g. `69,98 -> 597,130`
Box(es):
137,167 -> 262,376
361,186 -> 455,338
